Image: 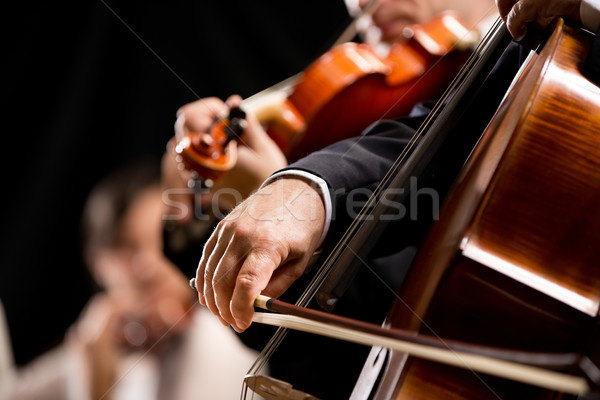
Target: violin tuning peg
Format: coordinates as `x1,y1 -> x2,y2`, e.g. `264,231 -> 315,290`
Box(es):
228,105 -> 247,120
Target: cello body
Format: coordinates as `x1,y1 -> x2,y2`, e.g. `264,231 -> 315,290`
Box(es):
366,19 -> 600,399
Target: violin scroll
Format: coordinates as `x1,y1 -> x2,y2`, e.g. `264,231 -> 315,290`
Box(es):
173,106 -> 246,182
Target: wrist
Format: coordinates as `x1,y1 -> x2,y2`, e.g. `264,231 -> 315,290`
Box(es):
260,171 -> 331,247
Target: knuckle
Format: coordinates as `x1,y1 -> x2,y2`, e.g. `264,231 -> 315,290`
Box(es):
211,266 -> 232,288
177,103 -> 191,115
236,270 -> 261,291
288,265 -> 304,281
232,223 -> 254,243
514,0 -> 534,19
195,270 -> 204,287
258,240 -> 287,261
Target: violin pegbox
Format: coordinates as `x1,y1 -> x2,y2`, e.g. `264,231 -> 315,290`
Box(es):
173,106 -> 247,183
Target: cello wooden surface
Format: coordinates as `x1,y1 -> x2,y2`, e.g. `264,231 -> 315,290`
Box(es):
371,19 -> 600,400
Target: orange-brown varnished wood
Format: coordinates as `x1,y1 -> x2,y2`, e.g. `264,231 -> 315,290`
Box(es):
463,23 -> 600,315
174,118 -> 238,181
285,45 -> 467,161
174,14 -> 475,179
372,20 -> 600,399
389,258 -> 591,399
281,13 -> 474,161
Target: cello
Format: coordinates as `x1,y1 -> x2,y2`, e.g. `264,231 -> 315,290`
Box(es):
364,17 -> 600,399
241,17 -> 600,400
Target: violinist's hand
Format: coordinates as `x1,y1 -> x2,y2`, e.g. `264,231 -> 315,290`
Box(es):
161,97 -> 230,222
367,0 -> 442,43
194,177 -> 325,332
496,0 -> 581,40
359,0 -> 497,44
209,95 -> 287,210
164,95 -> 287,216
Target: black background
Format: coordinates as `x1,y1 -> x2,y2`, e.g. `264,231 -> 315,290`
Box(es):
0,0 -> 350,366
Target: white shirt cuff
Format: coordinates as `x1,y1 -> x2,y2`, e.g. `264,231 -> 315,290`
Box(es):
260,170 -> 332,247
581,0 -> 600,32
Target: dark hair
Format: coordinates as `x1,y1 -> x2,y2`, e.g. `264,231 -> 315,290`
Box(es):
81,158 -> 161,262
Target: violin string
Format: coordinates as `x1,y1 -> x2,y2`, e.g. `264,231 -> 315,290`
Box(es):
243,19 -> 507,391
327,19 -> 508,303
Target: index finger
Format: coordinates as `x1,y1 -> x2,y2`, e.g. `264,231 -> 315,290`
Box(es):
229,251 -> 280,332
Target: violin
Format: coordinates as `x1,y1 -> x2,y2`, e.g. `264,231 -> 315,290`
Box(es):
241,18 -> 600,400
173,12 -> 478,182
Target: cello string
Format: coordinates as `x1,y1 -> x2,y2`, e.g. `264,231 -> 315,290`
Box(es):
298,18 -> 506,302
338,241 -> 553,399
241,6 -> 393,388
242,18 -> 507,393
249,15 -> 504,367
305,19 -> 508,304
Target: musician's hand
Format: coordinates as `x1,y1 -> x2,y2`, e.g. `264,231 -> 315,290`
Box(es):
175,97 -> 231,138
496,0 -> 581,40
160,97 -> 230,222
367,0 -> 445,43
166,95 -> 287,215
361,0 -> 498,44
208,95 -> 287,211
194,177 -> 325,332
